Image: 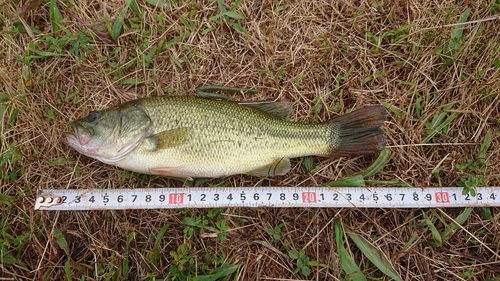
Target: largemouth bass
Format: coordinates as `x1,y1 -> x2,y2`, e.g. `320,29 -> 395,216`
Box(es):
63,96 -> 386,180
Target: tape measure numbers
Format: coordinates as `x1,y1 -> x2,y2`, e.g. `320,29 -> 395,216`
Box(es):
35,187 -> 500,210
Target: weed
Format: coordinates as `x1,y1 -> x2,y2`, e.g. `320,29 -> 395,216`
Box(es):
169,242 -> 197,280
182,208 -> 230,242
437,8 -> 472,67
264,3 -> 289,16
424,208 -> 472,247
361,71 -> 386,86
288,249 -> 319,276
303,156 -> 314,173
334,220 -> 366,281
256,62 -> 288,89
310,96 -> 322,120
1,93 -> 22,181
422,104 -> 458,144
119,170 -> 151,187
294,72 -> 305,89
423,212 -> 442,247
267,223 -> 284,243
106,0 -> 134,40
151,224 -> 169,268
459,269 -> 474,279
456,129 -> 492,196
49,0 -> 63,34
19,31 -> 94,65
209,0 -> 249,34
168,242 -> 238,280
334,218 -> 404,281
0,142 -> 21,181
364,23 -> 411,56
323,150 -> 411,187
0,212 -> 30,267
43,108 -> 56,120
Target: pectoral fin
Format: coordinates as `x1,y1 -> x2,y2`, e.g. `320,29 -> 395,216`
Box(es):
247,158 -> 291,177
149,167 -> 194,181
146,128 -> 190,151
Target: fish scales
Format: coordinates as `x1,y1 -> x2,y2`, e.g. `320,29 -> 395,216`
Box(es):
137,97 -> 332,177
63,95 -> 386,180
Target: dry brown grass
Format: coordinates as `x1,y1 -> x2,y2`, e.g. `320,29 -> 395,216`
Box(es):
1,0 -> 500,280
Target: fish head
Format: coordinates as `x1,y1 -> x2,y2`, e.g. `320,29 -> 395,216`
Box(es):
63,101 -> 153,163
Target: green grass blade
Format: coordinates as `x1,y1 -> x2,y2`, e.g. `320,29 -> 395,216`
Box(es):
217,0 -> 227,13
303,156 -> 314,172
441,208 -> 472,241
119,78 -> 145,85
110,0 -> 132,40
0,193 -> 15,208
195,264 -> 239,281
0,143 -> 17,180
222,11 -> 245,20
335,220 -> 367,281
30,49 -> 70,58
451,8 -> 471,40
49,0 -> 63,33
422,111 -> 458,144
423,212 -> 442,247
478,129 -> 492,168
146,0 -> 167,7
362,149 -> 391,177
361,72 -> 386,86
382,102 -> 403,117
53,228 -> 69,255
482,207 -> 492,220
122,231 -> 135,280
182,217 -> 219,232
64,259 -> 72,281
105,252 -> 116,281
195,85 -> 259,99
400,233 -> 419,252
152,224 -> 169,267
322,175 -> 365,187
363,180 -> 411,187
129,0 -> 140,14
347,231 -> 404,281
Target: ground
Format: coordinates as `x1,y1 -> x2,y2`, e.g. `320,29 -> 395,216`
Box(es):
1,0 -> 500,280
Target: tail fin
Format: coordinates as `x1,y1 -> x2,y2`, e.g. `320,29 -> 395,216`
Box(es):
328,106 -> 386,158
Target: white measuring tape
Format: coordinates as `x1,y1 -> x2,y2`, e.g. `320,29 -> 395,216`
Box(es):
35,187 -> 499,210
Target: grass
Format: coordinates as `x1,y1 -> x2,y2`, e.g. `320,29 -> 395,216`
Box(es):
1,0 -> 500,280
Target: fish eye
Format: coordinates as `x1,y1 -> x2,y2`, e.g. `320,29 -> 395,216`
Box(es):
87,111 -> 100,122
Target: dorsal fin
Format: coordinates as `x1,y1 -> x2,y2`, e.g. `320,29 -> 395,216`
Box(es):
237,100 -> 292,119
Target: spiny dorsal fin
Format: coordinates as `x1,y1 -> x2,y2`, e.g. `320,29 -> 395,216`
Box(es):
146,128 -> 190,151
237,100 -> 292,119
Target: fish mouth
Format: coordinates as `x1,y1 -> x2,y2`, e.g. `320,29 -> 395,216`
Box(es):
62,123 -> 90,146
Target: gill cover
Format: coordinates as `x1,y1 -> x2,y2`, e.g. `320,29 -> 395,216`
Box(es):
63,101 -> 153,163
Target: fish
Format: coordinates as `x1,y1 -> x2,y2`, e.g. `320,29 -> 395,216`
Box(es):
63,96 -> 386,180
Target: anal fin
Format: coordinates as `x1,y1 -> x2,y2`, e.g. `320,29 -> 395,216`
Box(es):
149,167 -> 193,181
247,158 -> 291,177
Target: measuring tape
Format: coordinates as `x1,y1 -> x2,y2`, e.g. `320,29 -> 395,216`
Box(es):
35,187 -> 500,210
